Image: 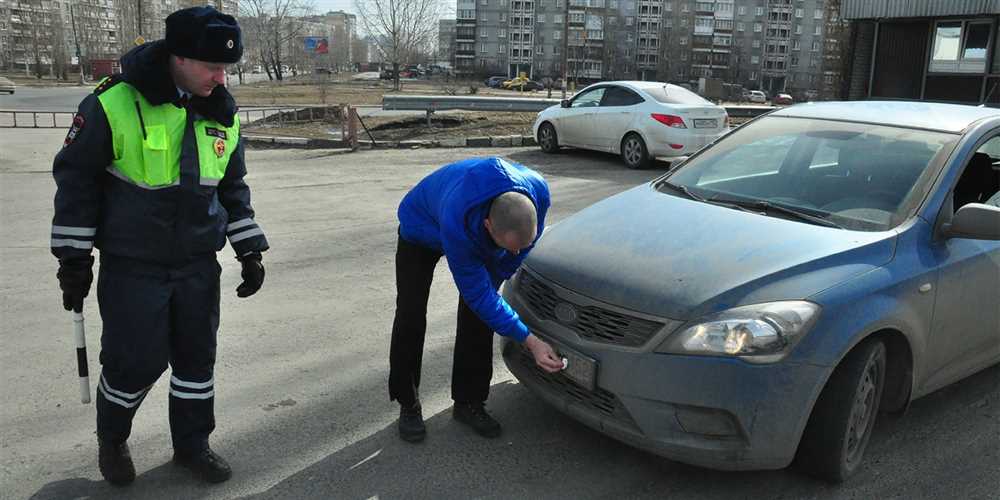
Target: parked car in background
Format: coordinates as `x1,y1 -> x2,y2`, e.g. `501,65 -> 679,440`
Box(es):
774,93 -> 795,105
0,77 -> 15,94
747,90 -> 767,103
502,76 -> 543,91
533,81 -> 729,169
505,101 -> 1000,482
485,75 -> 507,88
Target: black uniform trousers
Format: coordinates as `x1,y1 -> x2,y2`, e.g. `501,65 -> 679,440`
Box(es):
95,253 -> 220,454
388,235 -> 495,408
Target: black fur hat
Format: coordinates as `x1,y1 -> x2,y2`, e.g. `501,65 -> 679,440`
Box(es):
165,6 -> 243,64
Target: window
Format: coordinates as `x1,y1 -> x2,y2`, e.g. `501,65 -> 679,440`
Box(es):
812,40 -> 820,51
480,0 -> 487,4
480,28 -> 489,38
665,2 -> 672,11
738,6 -> 745,15
754,23 -> 762,33
814,9 -> 823,19
481,43 -> 487,53
792,39 -> 800,50
498,29 -> 507,38
682,3 -> 689,12
601,86 -> 644,106
538,13 -> 545,23
570,87 -> 605,107
795,24 -> 802,34
814,25 -> 821,36
756,6 -> 763,16
795,8 -> 803,18
537,45 -> 544,54
680,37 -> 688,45
499,44 -> 506,53
737,22 -> 745,32
553,30 -> 561,40
753,39 -> 761,48
749,71 -> 757,80
554,14 -> 564,23
751,55 -> 759,64
500,13 -> 507,21
626,16 -> 633,26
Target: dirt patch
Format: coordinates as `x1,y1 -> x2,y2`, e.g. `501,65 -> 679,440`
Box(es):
243,110 -> 536,142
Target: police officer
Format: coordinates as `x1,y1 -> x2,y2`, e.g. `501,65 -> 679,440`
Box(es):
389,157 -> 564,443
51,7 -> 268,485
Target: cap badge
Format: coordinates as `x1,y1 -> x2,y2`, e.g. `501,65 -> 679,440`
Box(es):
226,39 -> 234,49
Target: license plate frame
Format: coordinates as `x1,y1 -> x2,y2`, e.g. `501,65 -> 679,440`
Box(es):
559,346 -> 598,391
693,118 -> 717,129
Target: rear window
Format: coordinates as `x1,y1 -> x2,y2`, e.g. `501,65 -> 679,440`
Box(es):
642,85 -> 712,105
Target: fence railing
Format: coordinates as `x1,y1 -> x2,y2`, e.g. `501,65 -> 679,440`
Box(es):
0,110 -> 77,128
0,106 -> 351,129
383,95 -> 777,121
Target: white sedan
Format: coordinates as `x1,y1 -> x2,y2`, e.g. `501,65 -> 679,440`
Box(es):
533,81 -> 729,169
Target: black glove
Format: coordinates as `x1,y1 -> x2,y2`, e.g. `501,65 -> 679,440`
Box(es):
57,256 -> 94,313
236,252 -> 265,298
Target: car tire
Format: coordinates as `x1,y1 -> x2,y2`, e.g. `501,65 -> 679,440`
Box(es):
795,338 -> 886,483
538,123 -> 560,154
621,133 -> 651,169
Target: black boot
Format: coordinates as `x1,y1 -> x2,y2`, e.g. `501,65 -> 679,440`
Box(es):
453,401 -> 502,438
398,402 -> 426,443
98,439 -> 136,486
173,447 -> 232,483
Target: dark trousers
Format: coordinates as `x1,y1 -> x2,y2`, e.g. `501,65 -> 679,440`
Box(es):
95,254 -> 220,454
388,235 -> 495,407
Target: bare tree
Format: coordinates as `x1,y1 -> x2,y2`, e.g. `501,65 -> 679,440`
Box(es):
241,0 -> 314,81
354,0 -> 441,90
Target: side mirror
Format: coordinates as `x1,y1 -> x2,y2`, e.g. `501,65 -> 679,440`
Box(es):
560,99 -> 570,108
944,203 -> 1000,240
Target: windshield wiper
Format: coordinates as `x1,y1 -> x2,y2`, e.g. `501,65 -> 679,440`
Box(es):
712,197 -> 845,229
661,182 -> 766,213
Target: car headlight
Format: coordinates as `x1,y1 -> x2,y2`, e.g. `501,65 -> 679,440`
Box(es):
656,301 -> 820,363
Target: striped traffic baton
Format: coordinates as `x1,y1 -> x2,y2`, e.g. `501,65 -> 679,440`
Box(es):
73,311 -> 92,404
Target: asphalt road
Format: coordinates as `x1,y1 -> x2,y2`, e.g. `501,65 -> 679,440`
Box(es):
1,129 -> 998,500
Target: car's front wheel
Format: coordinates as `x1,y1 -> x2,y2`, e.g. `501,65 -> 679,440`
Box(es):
795,337 -> 886,482
621,133 -> 652,169
538,123 -> 560,154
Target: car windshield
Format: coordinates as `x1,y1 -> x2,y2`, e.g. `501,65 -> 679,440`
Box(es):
642,84 -> 712,105
658,116 -> 957,231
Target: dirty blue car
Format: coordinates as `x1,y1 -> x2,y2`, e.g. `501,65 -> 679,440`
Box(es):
502,101 -> 1000,482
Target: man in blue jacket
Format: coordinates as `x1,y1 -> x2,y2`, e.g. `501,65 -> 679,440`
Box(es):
389,156 -> 563,442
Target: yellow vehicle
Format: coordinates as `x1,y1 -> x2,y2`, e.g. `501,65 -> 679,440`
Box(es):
502,75 -> 542,91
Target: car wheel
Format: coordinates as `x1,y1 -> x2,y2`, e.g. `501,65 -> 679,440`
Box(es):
795,338 -> 886,482
621,133 -> 651,169
538,123 -> 560,154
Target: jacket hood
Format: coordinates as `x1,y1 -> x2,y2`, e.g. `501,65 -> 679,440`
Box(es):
524,183 -> 897,320
119,40 -> 237,126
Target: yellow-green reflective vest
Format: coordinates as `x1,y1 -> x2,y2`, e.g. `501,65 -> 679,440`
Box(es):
96,81 -> 239,188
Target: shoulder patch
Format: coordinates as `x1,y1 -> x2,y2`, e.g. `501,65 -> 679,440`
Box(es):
93,74 -> 123,95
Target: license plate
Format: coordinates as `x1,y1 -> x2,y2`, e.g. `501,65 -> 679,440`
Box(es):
694,118 -> 717,129
560,347 -> 598,391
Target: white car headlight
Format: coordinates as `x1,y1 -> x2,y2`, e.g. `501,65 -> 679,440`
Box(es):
656,301 -> 820,363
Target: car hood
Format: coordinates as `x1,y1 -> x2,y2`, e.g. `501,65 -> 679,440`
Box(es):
524,183 -> 897,321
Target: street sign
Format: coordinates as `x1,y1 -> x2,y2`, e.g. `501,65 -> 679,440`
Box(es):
134,36 -> 145,46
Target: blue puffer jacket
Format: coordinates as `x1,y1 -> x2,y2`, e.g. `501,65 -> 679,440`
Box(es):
398,156 -> 550,342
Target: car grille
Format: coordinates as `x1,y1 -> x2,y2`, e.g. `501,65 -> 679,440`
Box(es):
518,272 -> 665,347
511,343 -> 639,431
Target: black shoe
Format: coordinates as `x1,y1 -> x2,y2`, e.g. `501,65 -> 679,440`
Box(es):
453,401 -> 502,438
98,439 -> 136,486
173,447 -> 232,483
398,402 -> 426,443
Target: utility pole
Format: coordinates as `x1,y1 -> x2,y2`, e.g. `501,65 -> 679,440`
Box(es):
70,2 -> 85,85
561,0 -> 569,99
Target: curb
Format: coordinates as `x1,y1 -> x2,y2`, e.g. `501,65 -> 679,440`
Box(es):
244,134 -> 537,151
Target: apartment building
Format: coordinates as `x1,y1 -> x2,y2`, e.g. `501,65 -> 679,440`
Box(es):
456,0 -> 848,99
1,0 -> 119,73
439,18 -> 456,65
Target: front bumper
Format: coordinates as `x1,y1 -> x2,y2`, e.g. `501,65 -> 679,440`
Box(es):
502,275 -> 829,471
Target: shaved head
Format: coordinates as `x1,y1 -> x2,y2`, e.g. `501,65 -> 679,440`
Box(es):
485,192 -> 537,253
